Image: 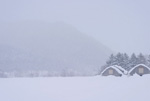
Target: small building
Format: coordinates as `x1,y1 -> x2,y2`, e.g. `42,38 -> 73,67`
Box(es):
128,64 -> 150,76
100,65 -> 127,77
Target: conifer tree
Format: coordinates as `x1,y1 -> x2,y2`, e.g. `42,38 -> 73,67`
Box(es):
122,53 -> 129,70
137,53 -> 147,65
106,54 -> 117,67
147,55 -> 150,67
115,52 -> 124,66
128,53 -> 138,70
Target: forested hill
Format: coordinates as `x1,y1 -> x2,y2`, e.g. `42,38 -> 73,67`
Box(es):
0,21 -> 112,77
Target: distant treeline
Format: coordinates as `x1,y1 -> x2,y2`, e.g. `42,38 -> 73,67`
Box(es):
103,53 -> 150,70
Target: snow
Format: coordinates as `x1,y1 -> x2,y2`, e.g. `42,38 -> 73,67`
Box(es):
0,76 -> 150,101
114,65 -> 128,74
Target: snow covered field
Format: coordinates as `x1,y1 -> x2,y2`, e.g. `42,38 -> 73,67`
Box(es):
0,75 -> 150,101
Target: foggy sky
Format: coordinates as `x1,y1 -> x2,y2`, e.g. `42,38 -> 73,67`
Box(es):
0,0 -> 150,54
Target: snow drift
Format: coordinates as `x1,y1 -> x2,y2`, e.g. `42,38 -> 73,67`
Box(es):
0,75 -> 149,101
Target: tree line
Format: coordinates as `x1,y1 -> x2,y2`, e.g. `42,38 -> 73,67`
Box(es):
103,53 -> 150,70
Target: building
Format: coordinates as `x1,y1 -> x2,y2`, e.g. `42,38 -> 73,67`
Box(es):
128,64 -> 150,76
100,65 -> 127,77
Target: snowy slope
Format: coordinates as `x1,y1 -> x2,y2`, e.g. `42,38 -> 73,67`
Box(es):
0,21 -> 112,75
0,75 -> 150,101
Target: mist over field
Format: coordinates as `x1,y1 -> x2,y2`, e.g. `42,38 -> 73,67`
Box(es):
0,0 -> 150,76
0,1 -> 150,101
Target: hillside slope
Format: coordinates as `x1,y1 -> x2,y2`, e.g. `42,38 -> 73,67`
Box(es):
0,21 -> 112,76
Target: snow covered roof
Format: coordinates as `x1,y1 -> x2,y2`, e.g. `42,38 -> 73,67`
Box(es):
128,64 -> 150,74
114,65 -> 128,75
101,65 -> 125,75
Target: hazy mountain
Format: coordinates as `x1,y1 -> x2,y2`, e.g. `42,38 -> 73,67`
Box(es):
0,21 -> 112,76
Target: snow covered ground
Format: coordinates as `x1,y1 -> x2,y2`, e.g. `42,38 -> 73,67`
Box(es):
0,75 -> 150,101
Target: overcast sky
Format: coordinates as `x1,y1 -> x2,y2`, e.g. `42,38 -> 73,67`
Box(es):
0,0 -> 150,54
